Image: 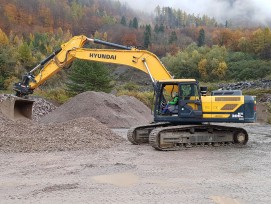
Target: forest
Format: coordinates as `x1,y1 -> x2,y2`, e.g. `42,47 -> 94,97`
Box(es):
0,0 -> 271,95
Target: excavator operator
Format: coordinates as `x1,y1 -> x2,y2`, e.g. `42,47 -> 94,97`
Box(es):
162,92 -> 179,114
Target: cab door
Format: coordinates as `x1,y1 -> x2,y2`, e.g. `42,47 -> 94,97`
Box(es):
178,83 -> 203,118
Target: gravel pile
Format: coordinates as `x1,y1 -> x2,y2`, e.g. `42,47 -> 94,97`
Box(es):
0,113 -> 124,153
39,91 -> 153,128
0,91 -> 152,152
0,93 -> 125,153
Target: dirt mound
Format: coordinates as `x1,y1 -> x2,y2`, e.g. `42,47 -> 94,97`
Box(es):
0,112 -> 124,152
39,91 -> 153,128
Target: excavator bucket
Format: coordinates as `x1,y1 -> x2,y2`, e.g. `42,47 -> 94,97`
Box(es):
0,96 -> 34,120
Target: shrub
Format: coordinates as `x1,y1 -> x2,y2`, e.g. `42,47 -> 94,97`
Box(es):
116,90 -> 154,109
34,88 -> 70,104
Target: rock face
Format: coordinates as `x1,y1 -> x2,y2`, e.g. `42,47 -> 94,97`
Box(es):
39,91 -> 153,128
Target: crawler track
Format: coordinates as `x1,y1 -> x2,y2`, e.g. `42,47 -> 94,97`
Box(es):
149,125 -> 248,151
127,123 -> 171,145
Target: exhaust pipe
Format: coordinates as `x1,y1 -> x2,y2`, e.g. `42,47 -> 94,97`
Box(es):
0,96 -> 34,120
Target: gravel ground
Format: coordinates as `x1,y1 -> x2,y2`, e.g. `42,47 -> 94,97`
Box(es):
0,123 -> 270,204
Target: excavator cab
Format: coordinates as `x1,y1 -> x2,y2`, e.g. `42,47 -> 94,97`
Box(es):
154,79 -> 203,123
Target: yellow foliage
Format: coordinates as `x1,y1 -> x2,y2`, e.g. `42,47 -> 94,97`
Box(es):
4,4 -> 18,23
212,61 -> 227,79
4,76 -> 19,90
198,58 -> 208,80
0,28 -> 9,45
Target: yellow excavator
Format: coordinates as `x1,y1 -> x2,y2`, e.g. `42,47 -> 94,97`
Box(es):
7,35 -> 256,150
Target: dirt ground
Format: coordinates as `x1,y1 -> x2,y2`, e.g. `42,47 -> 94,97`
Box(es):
0,123 -> 270,204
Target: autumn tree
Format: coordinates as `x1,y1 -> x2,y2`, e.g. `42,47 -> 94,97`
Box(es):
251,28 -> 271,59
198,58 -> 208,80
0,28 -> 9,46
162,44 -> 228,81
122,33 -> 137,46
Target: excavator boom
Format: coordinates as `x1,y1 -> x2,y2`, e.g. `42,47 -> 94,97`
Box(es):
13,35 -> 173,97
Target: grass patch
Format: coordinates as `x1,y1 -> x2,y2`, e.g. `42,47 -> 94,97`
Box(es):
116,90 -> 154,109
34,88 -> 71,104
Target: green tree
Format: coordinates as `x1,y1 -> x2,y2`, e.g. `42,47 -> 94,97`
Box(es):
169,31 -> 177,44
144,25 -> 151,48
198,28 -> 205,47
132,17 -> 138,29
120,16 -> 126,26
0,46 -> 17,89
66,60 -> 113,95
158,23 -> 165,32
18,42 -> 33,67
154,24 -> 159,34
128,20 -> 133,28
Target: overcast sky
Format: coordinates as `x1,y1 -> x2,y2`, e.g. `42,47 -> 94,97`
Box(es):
119,0 -> 271,26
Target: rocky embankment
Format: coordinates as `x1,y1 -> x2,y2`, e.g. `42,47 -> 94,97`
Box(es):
219,79 -> 271,102
219,79 -> 271,90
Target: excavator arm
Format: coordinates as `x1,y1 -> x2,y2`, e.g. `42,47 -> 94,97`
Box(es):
14,35 -> 173,97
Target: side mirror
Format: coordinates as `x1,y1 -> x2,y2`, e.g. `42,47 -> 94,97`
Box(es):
200,87 -> 208,96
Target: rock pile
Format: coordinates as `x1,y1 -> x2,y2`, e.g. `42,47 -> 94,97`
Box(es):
219,79 -> 271,90
0,94 -> 57,121
39,91 -> 153,128
259,94 -> 271,103
32,97 -> 57,121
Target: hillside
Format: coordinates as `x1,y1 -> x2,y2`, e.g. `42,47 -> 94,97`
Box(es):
0,0 -> 138,35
